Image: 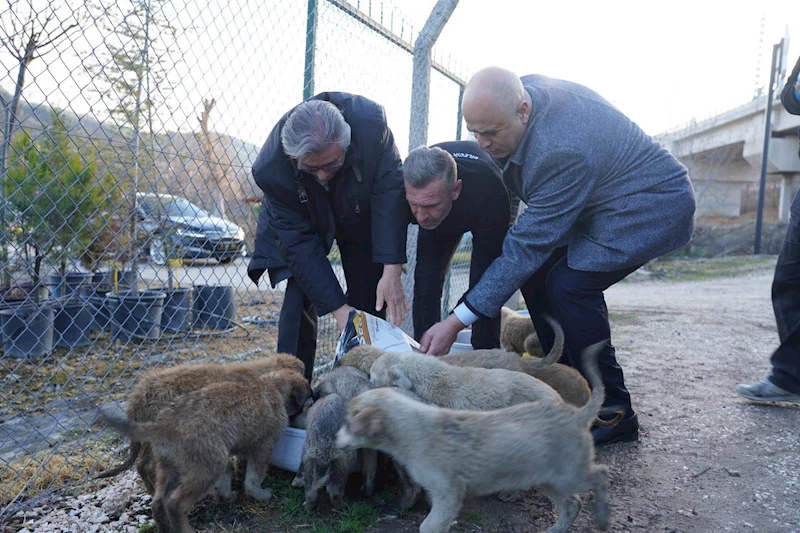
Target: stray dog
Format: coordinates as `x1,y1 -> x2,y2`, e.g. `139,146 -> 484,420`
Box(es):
337,342 -> 612,533
369,320 -> 564,410
336,345 -> 386,375
370,350 -> 560,409
312,365 -> 374,401
500,306 -> 540,355
97,353 -> 304,494
99,368 -> 310,533
306,364 -> 420,509
294,393 -> 377,510
293,366 -> 377,497
439,316 -> 580,407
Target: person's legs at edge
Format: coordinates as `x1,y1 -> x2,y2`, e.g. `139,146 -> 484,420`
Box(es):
737,190 -> 800,403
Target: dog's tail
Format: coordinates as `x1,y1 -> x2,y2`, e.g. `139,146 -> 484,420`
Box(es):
94,441 -> 141,480
519,314 -> 564,372
577,341 -> 611,429
98,409 -> 158,443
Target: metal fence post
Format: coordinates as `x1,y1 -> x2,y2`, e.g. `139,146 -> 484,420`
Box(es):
303,0 -> 318,101
754,38 -> 784,255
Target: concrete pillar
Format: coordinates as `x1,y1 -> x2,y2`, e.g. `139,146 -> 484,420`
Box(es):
692,181 -> 744,217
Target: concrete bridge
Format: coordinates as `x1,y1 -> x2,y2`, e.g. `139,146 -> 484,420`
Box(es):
657,94 -> 800,222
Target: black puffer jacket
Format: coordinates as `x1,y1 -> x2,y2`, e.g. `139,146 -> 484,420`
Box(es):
248,92 -> 408,316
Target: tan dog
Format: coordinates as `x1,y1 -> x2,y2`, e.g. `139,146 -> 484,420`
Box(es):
100,368 -> 311,533
337,342 -> 612,533
336,345 -> 385,375
500,306 -> 541,355
369,350 -> 561,409
97,353 -> 305,494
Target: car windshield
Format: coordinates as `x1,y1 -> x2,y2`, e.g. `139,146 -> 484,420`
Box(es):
142,197 -> 210,219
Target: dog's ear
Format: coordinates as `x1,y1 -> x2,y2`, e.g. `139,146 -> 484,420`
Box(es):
389,368 -> 413,391
350,405 -> 385,440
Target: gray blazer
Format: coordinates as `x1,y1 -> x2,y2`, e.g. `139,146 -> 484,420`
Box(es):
463,74 -> 696,319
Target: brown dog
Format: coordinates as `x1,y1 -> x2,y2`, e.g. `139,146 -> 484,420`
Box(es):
97,353 -> 305,494
100,368 -> 311,533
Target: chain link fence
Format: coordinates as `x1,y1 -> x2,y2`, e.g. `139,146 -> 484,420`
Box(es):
0,0 -> 473,517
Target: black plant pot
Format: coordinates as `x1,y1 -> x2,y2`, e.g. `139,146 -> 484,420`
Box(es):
158,287 -> 193,333
192,285 -> 235,330
53,298 -> 93,348
0,303 -> 55,358
107,291 -> 166,341
47,272 -> 91,300
80,283 -> 114,333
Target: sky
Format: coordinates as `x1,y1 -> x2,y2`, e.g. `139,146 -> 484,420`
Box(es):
2,0 -> 800,156
398,0 -> 800,135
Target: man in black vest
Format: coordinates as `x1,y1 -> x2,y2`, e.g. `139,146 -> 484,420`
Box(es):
248,93 -> 409,381
405,141 -> 511,348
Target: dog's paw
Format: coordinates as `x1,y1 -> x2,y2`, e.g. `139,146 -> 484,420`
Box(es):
399,486 -> 421,510
291,475 -> 304,488
497,490 -> 525,503
247,486 -> 273,502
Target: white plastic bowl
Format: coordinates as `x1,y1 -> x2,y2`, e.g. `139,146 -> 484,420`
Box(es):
449,329 -> 474,353
270,427 -> 305,472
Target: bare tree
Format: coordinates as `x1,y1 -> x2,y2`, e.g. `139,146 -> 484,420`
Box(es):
197,97 -> 226,218
0,0 -> 85,287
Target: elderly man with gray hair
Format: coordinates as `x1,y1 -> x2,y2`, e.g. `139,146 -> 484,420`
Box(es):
248,93 -> 409,381
404,141 -> 511,348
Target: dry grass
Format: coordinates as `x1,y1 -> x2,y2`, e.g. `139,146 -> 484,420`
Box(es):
1,444 -> 111,506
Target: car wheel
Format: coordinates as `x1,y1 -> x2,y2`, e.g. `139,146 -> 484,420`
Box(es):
150,237 -> 167,266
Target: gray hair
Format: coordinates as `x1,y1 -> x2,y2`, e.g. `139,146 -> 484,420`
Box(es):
403,146 -> 457,190
281,100 -> 351,159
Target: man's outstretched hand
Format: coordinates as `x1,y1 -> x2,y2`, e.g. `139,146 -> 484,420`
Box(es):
419,313 -> 466,356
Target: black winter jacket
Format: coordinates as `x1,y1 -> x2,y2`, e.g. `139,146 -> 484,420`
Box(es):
247,92 -> 409,316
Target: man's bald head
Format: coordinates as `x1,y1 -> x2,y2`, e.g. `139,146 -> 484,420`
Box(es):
463,67 -> 527,116
462,67 -> 531,159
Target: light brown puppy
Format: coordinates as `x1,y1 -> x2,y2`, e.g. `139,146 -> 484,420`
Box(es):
336,344 -> 385,375
368,316 -> 563,410
369,351 -> 561,410
97,353 -> 305,494
439,347 -> 589,408
500,306 -> 541,355
337,342 -> 612,533
100,368 -> 311,533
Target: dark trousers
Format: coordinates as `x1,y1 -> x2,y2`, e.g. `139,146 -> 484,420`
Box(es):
277,240 -> 385,381
413,231 -> 502,349
769,190 -> 800,394
520,247 -> 641,413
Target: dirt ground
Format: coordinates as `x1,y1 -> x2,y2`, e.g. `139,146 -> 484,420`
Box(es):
9,257 -> 800,533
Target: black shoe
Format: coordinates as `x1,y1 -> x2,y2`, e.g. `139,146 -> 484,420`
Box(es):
591,412 -> 639,446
